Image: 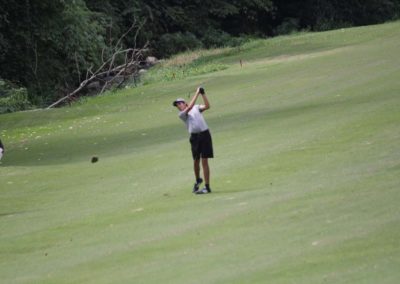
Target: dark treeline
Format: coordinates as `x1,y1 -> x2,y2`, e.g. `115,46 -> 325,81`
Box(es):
1,0 -> 399,108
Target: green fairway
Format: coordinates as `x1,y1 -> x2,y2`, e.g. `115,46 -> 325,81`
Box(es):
1,22 -> 400,283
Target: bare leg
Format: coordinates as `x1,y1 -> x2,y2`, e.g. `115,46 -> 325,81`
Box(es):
194,159 -> 201,180
201,158 -> 210,185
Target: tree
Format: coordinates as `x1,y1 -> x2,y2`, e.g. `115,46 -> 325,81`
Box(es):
0,0 -> 106,105
1,0 -> 399,109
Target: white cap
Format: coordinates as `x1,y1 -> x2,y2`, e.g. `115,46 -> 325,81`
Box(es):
172,98 -> 186,106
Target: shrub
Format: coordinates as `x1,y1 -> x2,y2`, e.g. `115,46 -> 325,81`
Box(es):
157,32 -> 203,58
201,29 -> 245,48
275,18 -> 300,35
0,79 -> 32,113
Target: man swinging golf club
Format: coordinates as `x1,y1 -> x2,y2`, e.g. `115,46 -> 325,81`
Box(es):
173,87 -> 213,194
0,139 -> 4,161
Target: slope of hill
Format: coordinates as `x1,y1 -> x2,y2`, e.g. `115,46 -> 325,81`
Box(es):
1,22 -> 399,283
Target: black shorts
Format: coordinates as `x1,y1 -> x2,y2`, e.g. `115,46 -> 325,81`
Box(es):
190,129 -> 214,160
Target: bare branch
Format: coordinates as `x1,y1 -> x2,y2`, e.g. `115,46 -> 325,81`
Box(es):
47,18 -> 149,109
114,19 -> 137,51
86,65 -> 93,80
99,81 -> 109,95
133,19 -> 147,50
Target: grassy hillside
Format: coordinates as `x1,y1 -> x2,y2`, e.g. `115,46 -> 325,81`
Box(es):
1,22 -> 399,283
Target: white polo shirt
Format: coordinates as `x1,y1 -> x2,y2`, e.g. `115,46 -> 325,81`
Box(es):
179,105 -> 209,134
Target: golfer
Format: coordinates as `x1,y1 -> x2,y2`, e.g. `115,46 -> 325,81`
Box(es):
0,139 -> 4,161
173,87 -> 213,194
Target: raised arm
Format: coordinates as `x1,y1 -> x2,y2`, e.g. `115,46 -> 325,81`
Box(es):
183,89 -> 201,113
199,89 -> 210,112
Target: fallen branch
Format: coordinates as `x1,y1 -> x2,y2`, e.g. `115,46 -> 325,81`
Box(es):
47,20 -> 148,109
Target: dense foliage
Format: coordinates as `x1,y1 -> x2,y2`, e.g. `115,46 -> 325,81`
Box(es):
1,0 -> 399,108
0,79 -> 31,113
